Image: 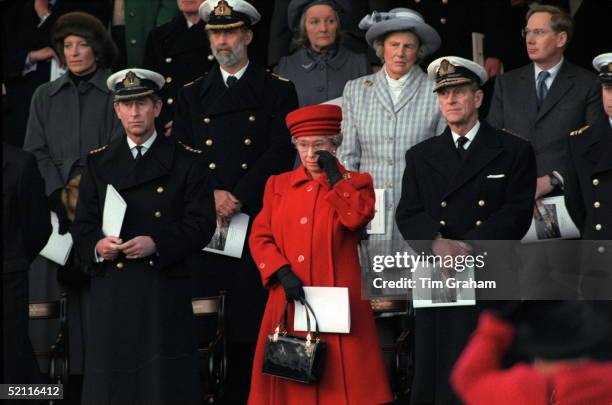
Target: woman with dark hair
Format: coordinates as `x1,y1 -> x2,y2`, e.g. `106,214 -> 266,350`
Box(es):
23,11 -> 123,381
276,0 -> 369,106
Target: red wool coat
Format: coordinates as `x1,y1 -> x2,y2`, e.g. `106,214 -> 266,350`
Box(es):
248,165 -> 393,405
452,312 -> 612,405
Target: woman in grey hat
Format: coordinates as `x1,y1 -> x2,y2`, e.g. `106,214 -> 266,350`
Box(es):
276,0 -> 370,107
23,11 -> 123,382
338,8 -> 446,243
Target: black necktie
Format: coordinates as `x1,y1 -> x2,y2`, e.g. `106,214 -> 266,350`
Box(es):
537,70 -> 550,108
457,137 -> 469,160
226,75 -> 237,88
134,145 -> 143,161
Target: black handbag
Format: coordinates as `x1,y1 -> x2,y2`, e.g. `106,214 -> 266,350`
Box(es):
262,298 -> 326,383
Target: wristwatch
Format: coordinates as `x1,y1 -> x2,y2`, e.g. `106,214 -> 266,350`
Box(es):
549,171 -> 564,191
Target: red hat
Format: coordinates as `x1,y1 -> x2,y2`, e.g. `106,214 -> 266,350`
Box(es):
285,104 -> 342,139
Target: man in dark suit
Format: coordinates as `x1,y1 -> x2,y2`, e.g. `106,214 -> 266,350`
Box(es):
565,53 -> 612,300
487,4 -> 604,298
2,143 -> 52,387
396,56 -> 536,405
71,68 -> 216,403
143,0 -> 215,134
171,1 -> 298,402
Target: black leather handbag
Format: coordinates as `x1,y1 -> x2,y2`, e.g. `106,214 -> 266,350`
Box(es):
262,298 -> 326,383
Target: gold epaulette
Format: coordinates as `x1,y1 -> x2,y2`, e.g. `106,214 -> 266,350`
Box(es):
178,141 -> 202,154
89,145 -> 108,154
569,124 -> 591,137
268,71 -> 290,82
183,76 -> 204,87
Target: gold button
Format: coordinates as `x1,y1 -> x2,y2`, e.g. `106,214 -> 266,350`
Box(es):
478,200 -> 485,207
241,163 -> 248,170
154,211 -> 162,218
442,0 -> 448,4
203,117 -> 211,124
346,211 -> 352,216
205,139 -> 213,146
595,224 -> 602,231
165,57 -> 172,63
343,192 -> 350,198
259,263 -> 266,269
297,255 -> 305,263
208,54 -> 214,61
244,138 -> 252,145
209,163 -> 216,170
440,220 -> 446,226
593,179 -> 599,186
166,98 -> 173,105
116,262 -> 124,270
130,38 -> 137,45
594,202 -> 601,208
440,17 -> 447,24
476,220 -> 482,226
149,260 -> 155,267
306,186 -> 313,192
156,186 -> 164,193
165,76 -> 172,83
248,115 -> 256,122
300,217 -> 308,225
598,246 -> 606,254
441,201 -> 447,208
128,11 -> 135,17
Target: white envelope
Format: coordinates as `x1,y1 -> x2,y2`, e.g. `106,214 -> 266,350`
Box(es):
40,212 -> 73,266
294,287 -> 350,334
102,184 -> 127,237
367,188 -> 385,234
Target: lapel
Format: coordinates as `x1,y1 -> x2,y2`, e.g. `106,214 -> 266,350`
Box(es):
372,68 -> 394,115
517,65 -> 539,125
393,66 -> 425,113
199,61 -> 263,116
536,60 -> 574,122
98,134 -> 174,191
423,128 -> 461,183
443,121 -> 504,199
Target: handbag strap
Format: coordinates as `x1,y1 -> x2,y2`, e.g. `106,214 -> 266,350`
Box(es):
273,298 -> 321,337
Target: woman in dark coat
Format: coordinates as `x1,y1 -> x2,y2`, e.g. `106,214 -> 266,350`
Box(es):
22,11 -> 122,378
248,104 -> 392,405
276,0 -> 370,106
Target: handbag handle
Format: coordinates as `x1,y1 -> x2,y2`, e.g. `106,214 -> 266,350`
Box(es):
273,298 -> 320,343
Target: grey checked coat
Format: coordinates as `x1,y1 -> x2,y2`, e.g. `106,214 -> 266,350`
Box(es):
338,66 -> 446,241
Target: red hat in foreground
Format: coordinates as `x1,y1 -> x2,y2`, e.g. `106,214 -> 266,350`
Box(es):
286,104 -> 342,139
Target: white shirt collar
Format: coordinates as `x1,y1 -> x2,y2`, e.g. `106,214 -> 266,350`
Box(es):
384,65 -> 412,104
220,60 -> 250,86
609,117 -> 612,129
126,131 -> 157,158
534,57 -> 564,87
451,120 -> 480,150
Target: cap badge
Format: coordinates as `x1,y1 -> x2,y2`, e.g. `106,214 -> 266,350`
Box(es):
214,0 -> 234,17
123,71 -> 141,88
438,59 -> 455,76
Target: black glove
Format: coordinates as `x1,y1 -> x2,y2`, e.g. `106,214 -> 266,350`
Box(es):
48,188 -> 70,235
316,150 -> 342,187
276,266 -> 305,302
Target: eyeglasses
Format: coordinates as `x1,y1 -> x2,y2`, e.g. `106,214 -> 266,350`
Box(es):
521,28 -> 554,38
294,140 -> 331,152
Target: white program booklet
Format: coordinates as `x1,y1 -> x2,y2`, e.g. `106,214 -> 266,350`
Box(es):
412,262 -> 476,309
203,212 -> 249,258
521,196 -> 581,243
40,212 -> 73,266
102,184 -> 127,237
367,188 -> 385,235
294,287 -> 350,334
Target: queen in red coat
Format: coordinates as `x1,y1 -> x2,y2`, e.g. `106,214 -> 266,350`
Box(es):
247,104 -> 393,405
